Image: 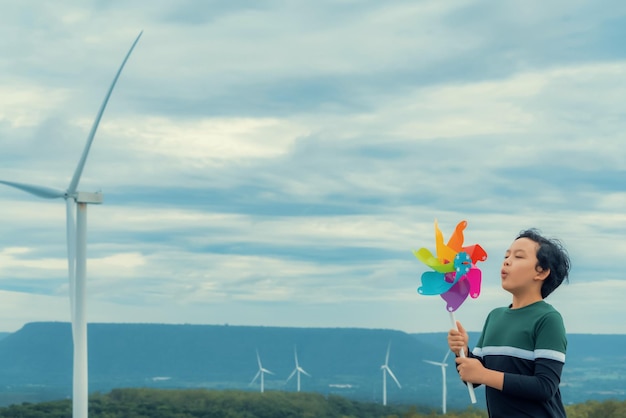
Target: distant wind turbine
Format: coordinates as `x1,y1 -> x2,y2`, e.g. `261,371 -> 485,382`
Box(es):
423,350 -> 452,414
381,342 -> 401,406
286,345 -> 310,392
250,349 -> 274,393
0,31 -> 142,418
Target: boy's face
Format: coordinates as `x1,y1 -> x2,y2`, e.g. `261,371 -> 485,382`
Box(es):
500,237 -> 546,296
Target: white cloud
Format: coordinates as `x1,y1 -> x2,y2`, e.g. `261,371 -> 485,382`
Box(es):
0,247 -> 66,274
92,116 -> 309,181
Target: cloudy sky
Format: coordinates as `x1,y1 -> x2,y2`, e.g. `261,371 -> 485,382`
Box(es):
0,0 -> 624,335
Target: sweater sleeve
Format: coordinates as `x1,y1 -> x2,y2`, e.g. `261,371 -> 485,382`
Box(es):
502,358 -> 564,401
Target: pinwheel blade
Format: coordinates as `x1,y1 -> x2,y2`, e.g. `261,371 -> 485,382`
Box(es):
461,243 -> 488,264
0,180 -> 65,199
466,268 -> 482,298
441,276 -> 471,312
68,30 -> 143,194
418,271 -> 456,295
435,219 -> 457,263
413,248 -> 455,273
446,220 -> 467,252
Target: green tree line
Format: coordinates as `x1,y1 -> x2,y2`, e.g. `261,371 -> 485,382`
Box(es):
0,388 -> 623,418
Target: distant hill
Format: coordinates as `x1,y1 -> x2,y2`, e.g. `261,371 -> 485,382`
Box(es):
0,322 -> 455,408
0,322 -> 623,409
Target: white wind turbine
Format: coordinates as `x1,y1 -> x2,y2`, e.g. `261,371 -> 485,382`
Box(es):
423,350 -> 452,414
250,349 -> 274,393
286,345 -> 310,392
380,342 -> 401,406
0,31 -> 142,418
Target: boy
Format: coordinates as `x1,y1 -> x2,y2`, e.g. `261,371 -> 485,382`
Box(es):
448,229 -> 570,417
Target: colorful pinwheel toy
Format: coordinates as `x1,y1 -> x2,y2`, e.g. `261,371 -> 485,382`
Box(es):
413,219 -> 488,403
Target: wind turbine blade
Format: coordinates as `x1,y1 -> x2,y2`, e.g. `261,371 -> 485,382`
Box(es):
65,199 -> 77,340
0,180 -> 64,199
67,30 -> 143,194
423,360 -> 445,366
300,368 -> 311,377
256,350 -> 262,368
262,368 -> 274,375
385,342 -> 391,366
286,369 -> 297,382
250,370 -> 260,385
442,349 -> 452,363
386,367 -> 401,389
294,346 -> 299,367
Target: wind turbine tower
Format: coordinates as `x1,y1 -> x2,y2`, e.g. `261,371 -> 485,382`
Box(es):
423,350 -> 452,414
0,32 -> 142,418
381,342 -> 401,406
286,345 -> 310,392
250,349 -> 274,393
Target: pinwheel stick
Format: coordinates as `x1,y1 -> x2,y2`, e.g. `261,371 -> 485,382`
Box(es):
450,311 -> 477,404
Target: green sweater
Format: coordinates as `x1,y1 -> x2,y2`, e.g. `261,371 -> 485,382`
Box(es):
470,301 -> 567,418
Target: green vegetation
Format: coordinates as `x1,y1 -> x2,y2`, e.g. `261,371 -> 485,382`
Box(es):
0,388 -> 623,418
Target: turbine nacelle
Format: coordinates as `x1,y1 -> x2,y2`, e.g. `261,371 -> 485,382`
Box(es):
75,191 -> 103,204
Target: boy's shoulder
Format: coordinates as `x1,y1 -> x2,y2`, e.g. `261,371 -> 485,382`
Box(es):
488,301 -> 561,318
534,300 -> 563,318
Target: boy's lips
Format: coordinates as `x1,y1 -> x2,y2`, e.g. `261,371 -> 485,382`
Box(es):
501,269 -> 508,279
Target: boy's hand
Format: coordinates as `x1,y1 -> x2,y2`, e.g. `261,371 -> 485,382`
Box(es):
447,320 -> 469,356
455,357 -> 485,384
456,356 -> 505,390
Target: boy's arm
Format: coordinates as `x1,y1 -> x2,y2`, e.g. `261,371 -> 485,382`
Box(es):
463,311 -> 566,400
456,357 -> 561,399
471,363 -> 504,390
501,359 -> 563,401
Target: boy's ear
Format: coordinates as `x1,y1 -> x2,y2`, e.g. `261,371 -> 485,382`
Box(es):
535,267 -> 550,282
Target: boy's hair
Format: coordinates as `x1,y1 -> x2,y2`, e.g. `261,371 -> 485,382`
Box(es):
516,229 -> 570,298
